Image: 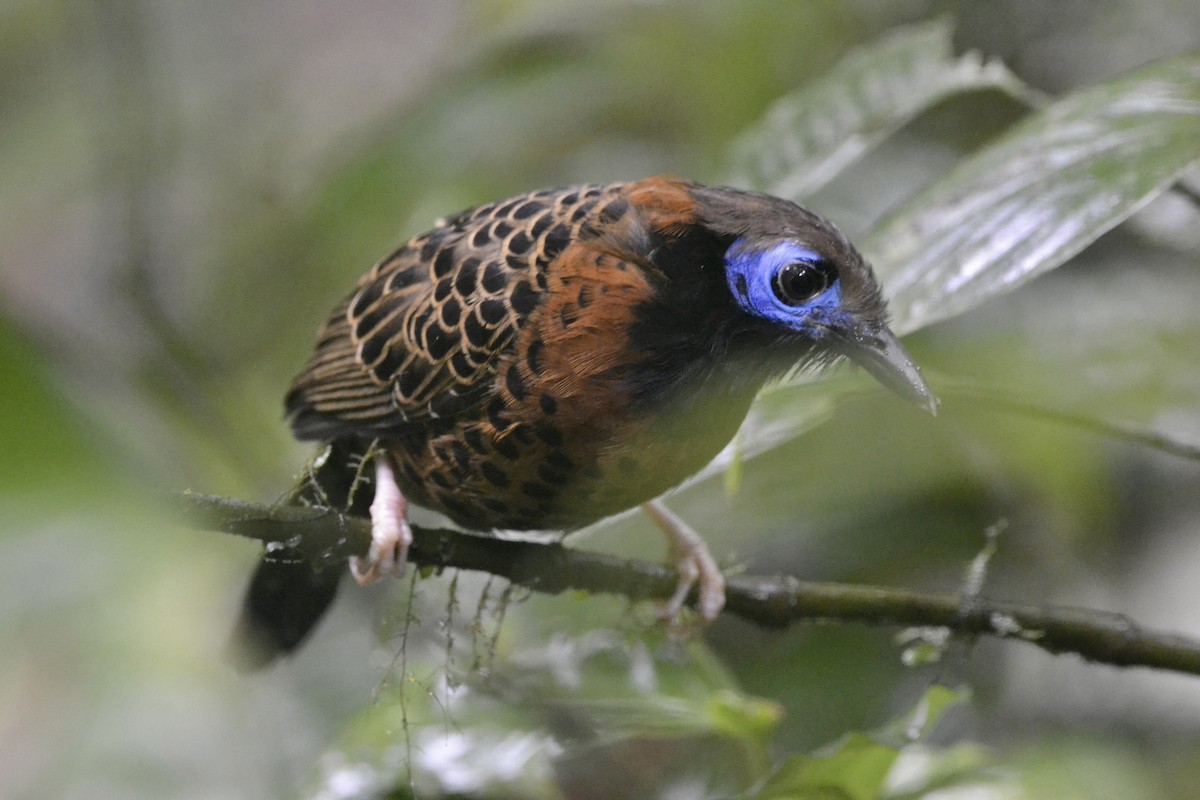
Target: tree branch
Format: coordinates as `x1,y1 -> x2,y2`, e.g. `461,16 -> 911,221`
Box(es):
182,491 -> 1200,677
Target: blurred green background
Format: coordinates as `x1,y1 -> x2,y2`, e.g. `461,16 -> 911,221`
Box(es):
2,1 -> 1199,798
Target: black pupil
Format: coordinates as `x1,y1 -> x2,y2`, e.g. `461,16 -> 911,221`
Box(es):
772,260 -> 835,306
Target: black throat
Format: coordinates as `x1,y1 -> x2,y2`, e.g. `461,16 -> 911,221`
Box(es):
622,226 -> 803,412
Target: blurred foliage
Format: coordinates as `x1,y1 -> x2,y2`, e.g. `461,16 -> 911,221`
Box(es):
2,1 -> 1200,799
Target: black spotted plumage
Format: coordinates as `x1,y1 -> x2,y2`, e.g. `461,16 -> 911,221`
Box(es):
232,175 -> 936,666
288,184 -> 612,434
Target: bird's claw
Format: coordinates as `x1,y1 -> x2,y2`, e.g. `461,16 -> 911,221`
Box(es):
350,519 -> 412,586
659,533 -> 726,623
642,500 -> 727,624
352,456 -> 412,586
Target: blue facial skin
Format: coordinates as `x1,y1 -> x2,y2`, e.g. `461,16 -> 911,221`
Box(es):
724,239 -> 850,339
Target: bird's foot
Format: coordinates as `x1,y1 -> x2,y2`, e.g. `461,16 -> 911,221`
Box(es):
641,499 -> 726,623
351,456 -> 412,586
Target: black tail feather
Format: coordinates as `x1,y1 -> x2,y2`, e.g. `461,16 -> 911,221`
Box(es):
227,557 -> 343,671
226,439 -> 375,670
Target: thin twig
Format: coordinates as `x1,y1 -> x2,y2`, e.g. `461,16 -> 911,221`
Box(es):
181,491 -> 1200,677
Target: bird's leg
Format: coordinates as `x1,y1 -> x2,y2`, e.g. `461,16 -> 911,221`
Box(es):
641,499 -> 726,622
350,454 -> 412,586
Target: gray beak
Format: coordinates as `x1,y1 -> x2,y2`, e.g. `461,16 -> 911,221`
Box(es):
836,321 -> 938,415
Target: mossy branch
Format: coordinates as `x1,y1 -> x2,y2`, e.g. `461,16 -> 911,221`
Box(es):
182,491 -> 1200,677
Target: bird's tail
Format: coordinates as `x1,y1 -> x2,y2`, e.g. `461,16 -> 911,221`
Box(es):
226,439 -> 374,671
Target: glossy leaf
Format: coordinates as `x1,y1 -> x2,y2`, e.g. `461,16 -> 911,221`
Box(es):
729,17 -> 1037,201
869,52 -> 1200,334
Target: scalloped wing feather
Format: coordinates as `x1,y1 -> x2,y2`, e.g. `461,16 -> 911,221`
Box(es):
285,183 -> 622,440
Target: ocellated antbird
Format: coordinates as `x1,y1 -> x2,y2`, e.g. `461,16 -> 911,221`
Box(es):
230,176 -> 936,668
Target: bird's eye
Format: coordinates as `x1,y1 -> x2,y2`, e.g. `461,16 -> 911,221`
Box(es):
771,260 -> 835,306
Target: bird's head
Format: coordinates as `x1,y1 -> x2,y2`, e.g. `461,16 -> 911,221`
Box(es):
685,183 -> 937,414
723,235 -> 936,413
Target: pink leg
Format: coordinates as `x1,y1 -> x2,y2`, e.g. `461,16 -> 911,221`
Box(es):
350,455 -> 413,586
641,499 -> 726,622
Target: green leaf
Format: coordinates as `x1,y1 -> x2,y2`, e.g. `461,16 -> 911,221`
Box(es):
751,734 -> 899,800
884,743 -> 997,800
729,17 -> 1037,201
747,687 -> 970,800
868,51 -> 1200,334
927,237 -> 1200,460
871,685 -> 968,748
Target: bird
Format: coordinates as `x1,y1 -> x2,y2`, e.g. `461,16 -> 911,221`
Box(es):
229,175 -> 936,669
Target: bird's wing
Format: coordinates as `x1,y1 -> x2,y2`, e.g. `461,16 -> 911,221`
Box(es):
285,183 -> 619,440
